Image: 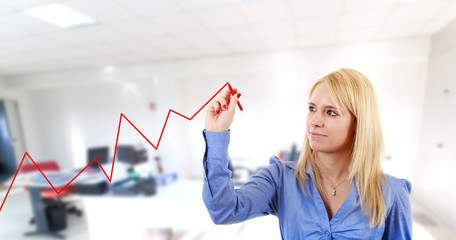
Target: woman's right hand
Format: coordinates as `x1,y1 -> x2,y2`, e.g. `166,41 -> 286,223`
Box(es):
205,87 -> 241,132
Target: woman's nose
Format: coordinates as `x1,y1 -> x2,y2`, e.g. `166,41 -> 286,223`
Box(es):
311,114 -> 324,127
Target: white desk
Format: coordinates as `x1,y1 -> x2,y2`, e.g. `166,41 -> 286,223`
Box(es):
79,179 -> 214,240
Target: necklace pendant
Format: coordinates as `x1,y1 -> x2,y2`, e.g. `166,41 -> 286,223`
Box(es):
332,188 -> 336,196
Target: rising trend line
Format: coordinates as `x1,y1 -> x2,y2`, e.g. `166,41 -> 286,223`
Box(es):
0,82 -> 240,213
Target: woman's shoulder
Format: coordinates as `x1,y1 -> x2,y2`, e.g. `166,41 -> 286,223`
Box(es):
384,174 -> 411,192
268,156 -> 298,171
382,174 -> 412,208
251,156 -> 297,181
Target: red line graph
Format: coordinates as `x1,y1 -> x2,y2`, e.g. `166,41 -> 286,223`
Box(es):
0,82 -> 240,213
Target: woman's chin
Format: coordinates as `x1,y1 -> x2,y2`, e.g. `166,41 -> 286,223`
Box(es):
309,144 -> 324,152
310,144 -> 334,153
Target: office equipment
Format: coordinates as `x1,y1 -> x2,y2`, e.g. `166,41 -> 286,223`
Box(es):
154,172 -> 178,186
74,176 -> 108,195
116,145 -> 147,165
116,144 -> 149,180
112,177 -> 156,196
87,146 -> 109,172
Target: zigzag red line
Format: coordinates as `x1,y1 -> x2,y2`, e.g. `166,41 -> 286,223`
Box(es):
0,82 -> 238,213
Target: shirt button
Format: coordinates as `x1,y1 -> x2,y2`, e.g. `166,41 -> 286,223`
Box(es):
325,231 -> 330,236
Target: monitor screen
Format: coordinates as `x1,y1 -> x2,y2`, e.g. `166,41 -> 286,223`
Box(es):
116,145 -> 135,164
87,146 -> 109,171
116,145 -> 147,165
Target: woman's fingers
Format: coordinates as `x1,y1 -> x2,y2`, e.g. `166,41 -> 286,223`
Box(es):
211,100 -> 221,114
209,86 -> 240,115
217,95 -> 228,112
228,93 -> 239,114
204,85 -> 241,132
221,88 -> 238,107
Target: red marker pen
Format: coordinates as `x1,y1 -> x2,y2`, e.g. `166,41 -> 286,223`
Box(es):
227,83 -> 243,111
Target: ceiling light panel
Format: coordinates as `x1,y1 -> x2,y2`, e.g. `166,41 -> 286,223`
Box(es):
62,0 -> 135,23
23,3 -> 97,28
0,13 -> 59,34
1,0 -> 53,10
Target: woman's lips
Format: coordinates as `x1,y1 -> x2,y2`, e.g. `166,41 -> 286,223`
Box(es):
310,132 -> 326,138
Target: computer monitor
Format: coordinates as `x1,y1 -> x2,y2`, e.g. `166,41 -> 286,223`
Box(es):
116,145 -> 147,165
116,145 -> 135,164
87,146 -> 109,171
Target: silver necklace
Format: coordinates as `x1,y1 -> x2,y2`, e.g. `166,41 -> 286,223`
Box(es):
329,178 -> 346,196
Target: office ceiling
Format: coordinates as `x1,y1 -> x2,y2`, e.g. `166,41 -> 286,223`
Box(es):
0,0 -> 455,77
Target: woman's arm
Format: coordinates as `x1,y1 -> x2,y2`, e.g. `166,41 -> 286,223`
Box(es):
202,86 -> 280,224
202,130 -> 279,224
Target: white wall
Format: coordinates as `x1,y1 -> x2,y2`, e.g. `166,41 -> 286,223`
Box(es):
414,19 -> 456,230
1,38 -> 430,182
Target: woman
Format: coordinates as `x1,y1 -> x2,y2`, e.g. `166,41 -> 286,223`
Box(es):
202,68 -> 412,239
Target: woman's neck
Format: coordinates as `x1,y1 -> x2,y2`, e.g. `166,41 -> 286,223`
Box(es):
317,150 -> 351,181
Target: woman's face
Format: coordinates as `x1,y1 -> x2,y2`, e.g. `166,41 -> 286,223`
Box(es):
306,83 -> 355,154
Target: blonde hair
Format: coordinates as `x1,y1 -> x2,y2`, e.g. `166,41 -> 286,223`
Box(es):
295,68 -> 387,227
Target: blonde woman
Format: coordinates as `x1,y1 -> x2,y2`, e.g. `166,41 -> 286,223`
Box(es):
202,68 -> 412,239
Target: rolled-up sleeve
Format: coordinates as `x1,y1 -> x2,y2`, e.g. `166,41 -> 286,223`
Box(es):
202,130 -> 279,225
382,180 -> 412,240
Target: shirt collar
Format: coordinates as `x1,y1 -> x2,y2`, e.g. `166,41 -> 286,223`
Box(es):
283,160 -> 312,178
271,156 -> 312,177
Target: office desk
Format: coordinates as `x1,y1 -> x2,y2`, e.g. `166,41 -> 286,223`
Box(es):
79,179 -> 213,240
5,171 -> 92,239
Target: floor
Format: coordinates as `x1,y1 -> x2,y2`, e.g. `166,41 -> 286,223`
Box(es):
0,188 -> 454,240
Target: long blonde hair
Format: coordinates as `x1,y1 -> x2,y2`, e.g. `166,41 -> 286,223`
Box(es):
295,68 -> 387,227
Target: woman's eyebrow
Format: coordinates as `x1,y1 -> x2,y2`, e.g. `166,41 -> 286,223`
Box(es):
308,102 -> 337,109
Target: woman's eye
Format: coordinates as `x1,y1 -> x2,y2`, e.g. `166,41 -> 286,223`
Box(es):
309,106 -> 316,112
327,110 -> 338,116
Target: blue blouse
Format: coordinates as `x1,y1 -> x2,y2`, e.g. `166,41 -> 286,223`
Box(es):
202,131 -> 412,240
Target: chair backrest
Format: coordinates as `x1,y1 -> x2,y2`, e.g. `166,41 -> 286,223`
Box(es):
21,160 -> 60,173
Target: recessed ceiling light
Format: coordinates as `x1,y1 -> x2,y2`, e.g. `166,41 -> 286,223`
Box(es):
23,3 -> 96,29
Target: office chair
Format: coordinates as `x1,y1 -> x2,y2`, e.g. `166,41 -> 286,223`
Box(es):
21,160 -> 82,224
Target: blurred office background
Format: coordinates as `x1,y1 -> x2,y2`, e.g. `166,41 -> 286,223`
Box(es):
0,0 -> 455,239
